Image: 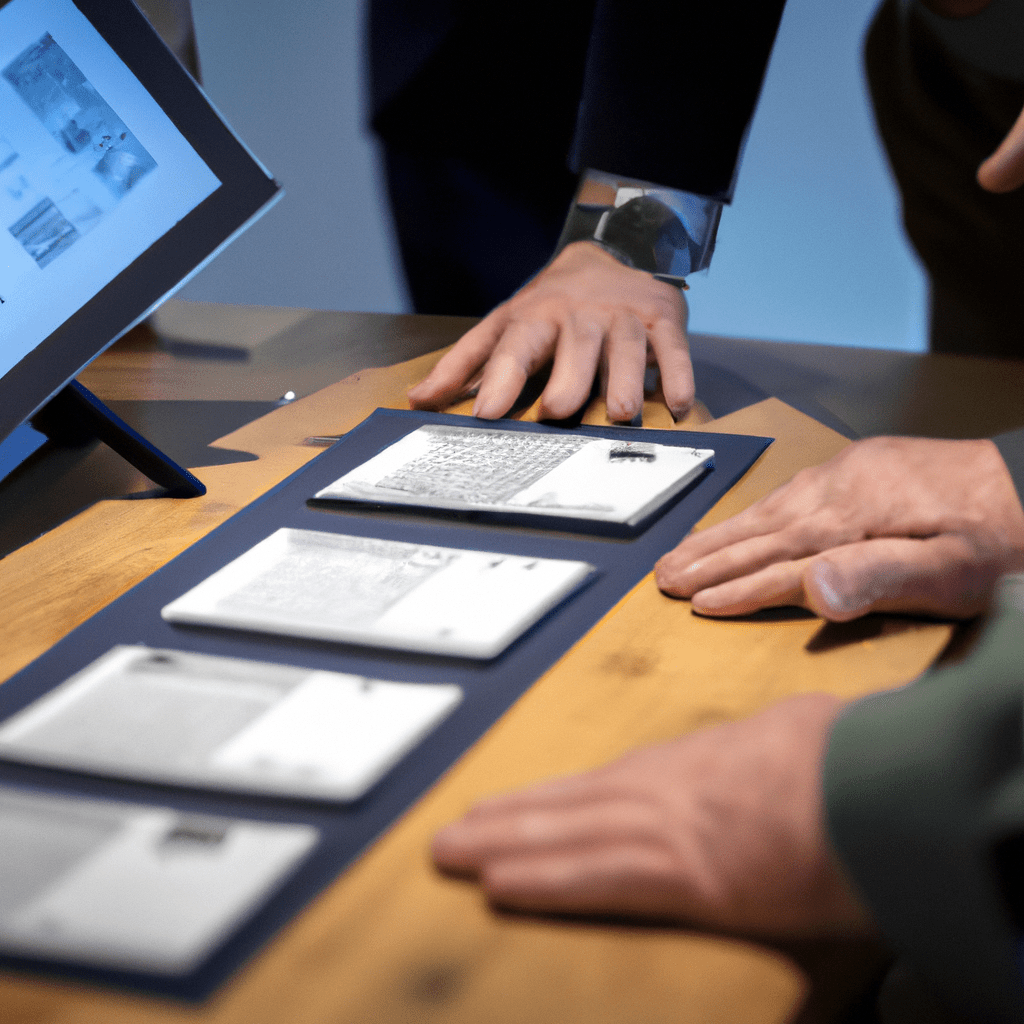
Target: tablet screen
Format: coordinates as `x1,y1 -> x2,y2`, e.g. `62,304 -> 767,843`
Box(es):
1,0 -> 220,375
0,0 -> 280,447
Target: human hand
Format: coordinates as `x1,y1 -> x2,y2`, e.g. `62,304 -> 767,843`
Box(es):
432,693 -> 872,938
977,102 -> 1024,193
656,436 -> 1024,620
406,242 -> 693,422
919,4 -> 1024,191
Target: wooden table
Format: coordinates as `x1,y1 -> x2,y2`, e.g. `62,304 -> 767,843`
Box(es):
0,303 -> 1014,1024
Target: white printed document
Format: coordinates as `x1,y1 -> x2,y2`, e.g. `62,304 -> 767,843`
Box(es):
161,529 -> 593,658
0,785 -> 316,974
0,646 -> 463,800
315,424 -> 714,526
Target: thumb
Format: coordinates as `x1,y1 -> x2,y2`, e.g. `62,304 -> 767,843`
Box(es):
803,536 -> 995,621
978,103 -> 1024,192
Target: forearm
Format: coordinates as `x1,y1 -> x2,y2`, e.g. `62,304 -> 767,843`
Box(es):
556,1 -> 788,285
824,584 -> 1024,1023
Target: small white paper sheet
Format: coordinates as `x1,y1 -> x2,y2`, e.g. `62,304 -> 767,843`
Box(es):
160,529 -> 594,658
0,646 -> 463,800
0,785 -> 316,974
315,424 -> 714,526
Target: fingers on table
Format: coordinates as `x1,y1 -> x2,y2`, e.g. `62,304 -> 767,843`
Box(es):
435,797 -> 661,864
543,307 -> 692,423
481,844 -> 681,918
407,310 -> 511,409
804,533 -> 1000,620
409,291 -> 691,422
656,498 -> 849,597
473,319 -> 560,419
646,313 -> 694,418
596,312 -> 647,423
432,797 -> 681,915
538,313 -> 610,421
686,533 -> 999,621
655,483 -> 812,584
687,558 -> 814,617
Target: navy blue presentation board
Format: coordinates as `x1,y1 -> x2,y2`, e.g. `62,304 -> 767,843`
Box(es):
0,409 -> 772,998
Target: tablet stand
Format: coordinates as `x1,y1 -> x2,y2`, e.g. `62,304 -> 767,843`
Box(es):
30,381 -> 205,497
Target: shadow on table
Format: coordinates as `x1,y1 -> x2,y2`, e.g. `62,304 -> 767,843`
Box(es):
0,400 -> 275,560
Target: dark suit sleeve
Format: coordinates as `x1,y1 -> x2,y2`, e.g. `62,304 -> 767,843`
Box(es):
570,0 -> 787,201
824,593 -> 1024,1024
371,0 -> 787,204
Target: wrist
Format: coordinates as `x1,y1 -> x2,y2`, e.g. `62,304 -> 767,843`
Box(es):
553,169 -> 725,289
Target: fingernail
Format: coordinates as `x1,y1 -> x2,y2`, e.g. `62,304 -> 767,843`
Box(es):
431,822 -> 465,852
691,587 -> 728,612
433,823 -> 456,844
666,560 -> 702,582
473,396 -> 503,419
657,559 -> 701,588
615,408 -> 642,425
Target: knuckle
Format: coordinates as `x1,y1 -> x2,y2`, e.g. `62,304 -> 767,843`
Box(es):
648,294 -> 683,324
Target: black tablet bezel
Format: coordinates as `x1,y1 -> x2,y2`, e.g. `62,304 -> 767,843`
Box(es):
0,0 -> 282,445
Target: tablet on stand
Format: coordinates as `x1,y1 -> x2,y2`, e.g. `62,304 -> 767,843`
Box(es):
0,0 -> 281,493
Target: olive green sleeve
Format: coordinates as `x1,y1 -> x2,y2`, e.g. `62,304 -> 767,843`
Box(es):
993,429 -> 1024,504
825,590 -> 1024,1023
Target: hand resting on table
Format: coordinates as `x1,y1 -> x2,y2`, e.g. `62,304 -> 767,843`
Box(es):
407,242 -> 693,423
656,436 -> 1024,621
432,693 -> 872,937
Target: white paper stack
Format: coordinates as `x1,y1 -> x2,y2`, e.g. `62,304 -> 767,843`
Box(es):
161,529 -> 594,658
315,424 -> 714,526
0,646 -> 464,800
0,785 -> 316,974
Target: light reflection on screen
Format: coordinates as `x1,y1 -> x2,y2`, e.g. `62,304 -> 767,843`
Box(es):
0,0 -> 220,380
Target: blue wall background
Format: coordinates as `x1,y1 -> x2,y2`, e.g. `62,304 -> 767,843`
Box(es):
180,0 -> 928,353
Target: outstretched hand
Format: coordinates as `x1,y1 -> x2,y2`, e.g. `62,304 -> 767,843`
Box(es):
432,693 -> 872,938
656,436 -> 1024,620
406,242 -> 693,422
